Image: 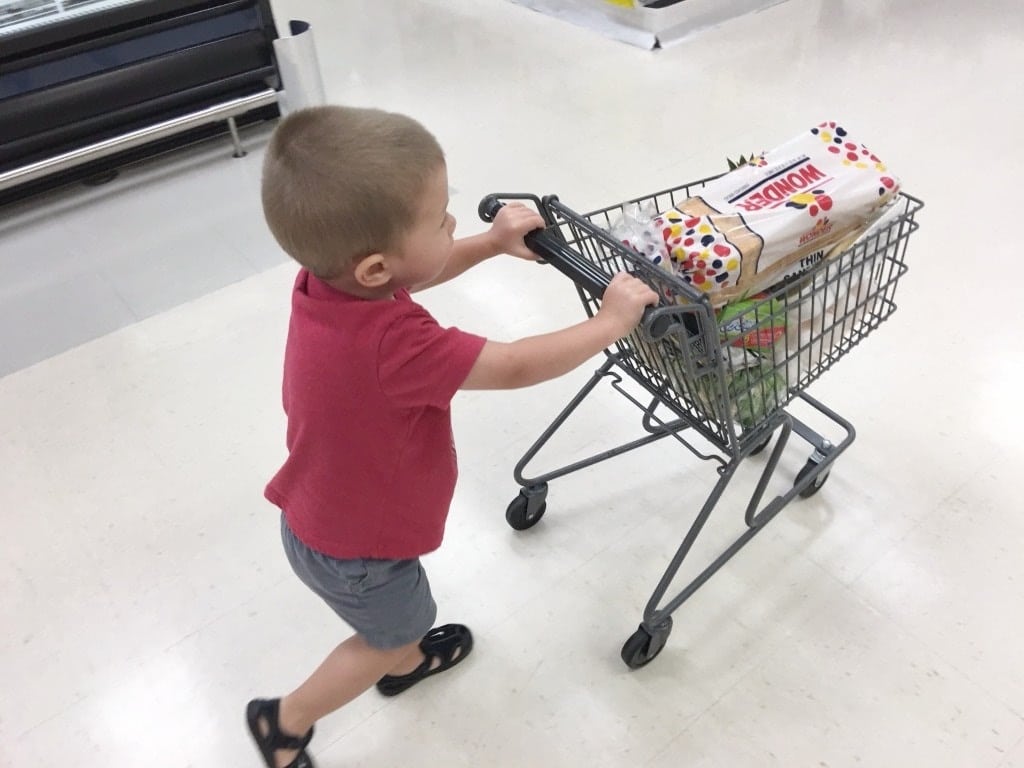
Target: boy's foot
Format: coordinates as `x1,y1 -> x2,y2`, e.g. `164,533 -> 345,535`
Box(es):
376,623 -> 473,697
246,698 -> 316,768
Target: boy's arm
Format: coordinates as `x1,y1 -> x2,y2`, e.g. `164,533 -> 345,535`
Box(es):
411,204 -> 543,292
462,273 -> 659,390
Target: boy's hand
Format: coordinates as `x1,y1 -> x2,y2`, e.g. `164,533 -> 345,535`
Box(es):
596,272 -> 660,339
488,203 -> 545,260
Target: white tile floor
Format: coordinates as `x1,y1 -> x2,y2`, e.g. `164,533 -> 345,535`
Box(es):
2,0 -> 1023,766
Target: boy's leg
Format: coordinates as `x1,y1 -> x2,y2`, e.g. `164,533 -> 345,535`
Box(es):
384,645 -> 428,676
259,634 -> 423,768
278,631 -> 455,733
255,517 -> 465,765
280,635 -> 422,729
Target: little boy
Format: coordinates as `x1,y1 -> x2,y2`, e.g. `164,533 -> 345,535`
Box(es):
247,105 -> 657,768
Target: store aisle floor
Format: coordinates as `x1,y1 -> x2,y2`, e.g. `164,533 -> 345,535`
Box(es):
2,1 -> 1023,766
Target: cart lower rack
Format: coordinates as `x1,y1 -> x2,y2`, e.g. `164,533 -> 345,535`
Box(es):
479,176 -> 923,668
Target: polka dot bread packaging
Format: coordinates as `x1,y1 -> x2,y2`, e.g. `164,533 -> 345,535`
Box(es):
637,122 -> 900,305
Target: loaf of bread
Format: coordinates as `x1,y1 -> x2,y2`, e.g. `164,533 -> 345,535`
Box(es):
628,122 -> 900,304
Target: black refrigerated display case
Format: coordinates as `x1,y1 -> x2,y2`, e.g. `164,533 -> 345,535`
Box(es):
0,0 -> 283,205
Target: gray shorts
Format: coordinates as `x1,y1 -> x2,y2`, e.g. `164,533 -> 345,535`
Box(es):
280,515 -> 437,650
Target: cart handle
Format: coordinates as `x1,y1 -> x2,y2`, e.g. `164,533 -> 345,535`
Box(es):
479,195 -> 679,341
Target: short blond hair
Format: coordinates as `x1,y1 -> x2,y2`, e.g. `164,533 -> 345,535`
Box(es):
261,105 -> 445,279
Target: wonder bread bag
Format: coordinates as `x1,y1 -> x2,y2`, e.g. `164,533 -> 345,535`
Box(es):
616,122 -> 900,305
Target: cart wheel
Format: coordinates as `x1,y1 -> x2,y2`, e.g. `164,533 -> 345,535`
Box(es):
749,433 -> 772,456
621,617 -> 673,669
506,486 -> 548,530
794,459 -> 829,498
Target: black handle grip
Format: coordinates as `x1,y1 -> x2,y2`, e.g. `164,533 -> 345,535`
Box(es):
478,195 -> 503,223
479,193 -> 544,223
479,195 -> 676,341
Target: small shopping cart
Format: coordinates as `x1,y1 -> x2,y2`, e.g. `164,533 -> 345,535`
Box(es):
479,175 -> 923,669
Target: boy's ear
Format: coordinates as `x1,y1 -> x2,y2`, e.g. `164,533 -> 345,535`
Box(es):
352,253 -> 392,289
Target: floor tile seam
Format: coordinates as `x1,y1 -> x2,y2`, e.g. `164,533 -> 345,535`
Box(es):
652,568 -> 1024,763
869,615 -> 1024,725
633,562 -> 850,765
12,572 -> 294,740
479,505 -> 657,634
841,457 -> 1017,619
204,179 -> 284,276
310,699 -> 410,764
0,231 -> 96,303
992,730 -> 1024,768
0,270 -> 142,379
839,459 -> 996,588
13,689 -> 93,741
827,566 -> 1024,725
0,255 -> 286,379
94,246 -> 258,326
637,656 -> 768,767
226,235 -> 285,275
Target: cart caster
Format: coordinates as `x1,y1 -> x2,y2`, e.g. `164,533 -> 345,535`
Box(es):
749,433 -> 772,456
506,484 -> 548,530
621,616 -> 673,669
794,457 -> 830,498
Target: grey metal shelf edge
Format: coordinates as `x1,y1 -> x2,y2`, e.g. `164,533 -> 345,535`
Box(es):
0,0 -> 282,205
480,180 -> 924,669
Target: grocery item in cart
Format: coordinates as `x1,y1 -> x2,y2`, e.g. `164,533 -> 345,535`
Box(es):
779,199 -> 906,384
641,195 -> 906,433
728,363 -> 788,429
614,122 -> 900,304
718,293 -> 785,349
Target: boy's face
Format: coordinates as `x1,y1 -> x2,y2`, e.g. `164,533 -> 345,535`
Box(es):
391,163 -> 456,287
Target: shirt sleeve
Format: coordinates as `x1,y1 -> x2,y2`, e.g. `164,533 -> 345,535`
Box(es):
377,302 -> 487,409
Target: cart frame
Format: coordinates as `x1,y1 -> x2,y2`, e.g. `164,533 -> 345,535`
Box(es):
479,175 -> 923,668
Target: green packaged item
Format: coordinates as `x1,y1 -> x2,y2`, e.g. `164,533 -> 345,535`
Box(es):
728,366 -> 787,429
718,294 -> 787,349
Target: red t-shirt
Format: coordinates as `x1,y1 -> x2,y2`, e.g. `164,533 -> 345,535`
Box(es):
265,270 -> 486,559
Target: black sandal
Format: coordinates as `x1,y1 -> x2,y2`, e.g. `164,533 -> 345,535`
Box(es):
245,698 -> 316,768
376,623 -> 474,697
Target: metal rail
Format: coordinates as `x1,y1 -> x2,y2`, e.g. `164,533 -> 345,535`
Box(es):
0,87 -> 279,192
